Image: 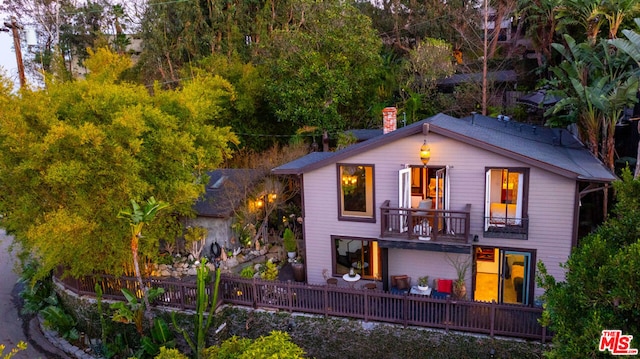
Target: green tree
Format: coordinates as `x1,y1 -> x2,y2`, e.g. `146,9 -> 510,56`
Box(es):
610,18 -> 640,178
537,168 -> 640,358
516,0 -> 561,66
400,38 -> 456,121
546,34 -> 638,169
259,0 -> 382,133
0,48 -> 237,281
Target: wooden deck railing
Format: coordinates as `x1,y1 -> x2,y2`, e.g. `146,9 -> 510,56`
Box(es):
55,272 -> 549,342
380,201 -> 471,243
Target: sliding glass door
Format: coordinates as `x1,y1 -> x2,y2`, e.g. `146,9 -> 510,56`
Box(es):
499,250 -> 531,305
474,247 -> 533,305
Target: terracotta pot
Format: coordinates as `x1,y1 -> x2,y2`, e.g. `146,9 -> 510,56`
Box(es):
453,281 -> 467,299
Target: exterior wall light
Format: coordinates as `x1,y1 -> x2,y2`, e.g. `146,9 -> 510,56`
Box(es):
420,139 -> 431,166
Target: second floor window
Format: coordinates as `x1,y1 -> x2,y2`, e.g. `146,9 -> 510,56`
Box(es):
485,168 -> 529,238
338,164 -> 375,221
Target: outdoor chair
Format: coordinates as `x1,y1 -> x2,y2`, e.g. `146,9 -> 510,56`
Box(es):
363,282 -> 377,290
390,275 -> 410,294
431,278 -> 452,299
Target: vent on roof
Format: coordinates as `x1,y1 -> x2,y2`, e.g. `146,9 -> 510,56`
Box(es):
211,175 -> 228,189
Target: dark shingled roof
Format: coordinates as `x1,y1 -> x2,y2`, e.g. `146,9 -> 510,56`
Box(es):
346,129 -> 384,142
437,70 -> 518,87
193,169 -> 262,218
272,113 -> 616,182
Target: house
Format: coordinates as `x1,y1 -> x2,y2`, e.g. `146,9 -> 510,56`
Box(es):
272,111 -> 615,306
188,169 -> 262,254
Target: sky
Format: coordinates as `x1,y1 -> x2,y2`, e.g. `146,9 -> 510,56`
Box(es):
0,26 -> 21,88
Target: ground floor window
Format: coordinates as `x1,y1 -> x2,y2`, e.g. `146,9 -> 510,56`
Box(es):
332,236 -> 381,279
473,246 -> 535,305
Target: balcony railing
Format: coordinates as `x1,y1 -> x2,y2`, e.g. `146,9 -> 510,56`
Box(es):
380,201 -> 471,244
484,216 -> 529,240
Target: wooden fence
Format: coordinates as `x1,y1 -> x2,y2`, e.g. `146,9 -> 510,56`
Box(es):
55,273 -> 549,342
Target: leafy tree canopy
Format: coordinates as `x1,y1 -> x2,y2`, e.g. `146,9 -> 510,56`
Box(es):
537,168 -> 640,358
258,0 -> 383,133
0,48 -> 238,281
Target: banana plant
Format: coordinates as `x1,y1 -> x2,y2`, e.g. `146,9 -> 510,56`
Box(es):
118,196 -> 169,327
111,287 -> 165,335
140,317 -> 176,357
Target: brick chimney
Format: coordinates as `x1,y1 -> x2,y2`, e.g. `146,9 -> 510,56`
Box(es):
382,107 -> 397,134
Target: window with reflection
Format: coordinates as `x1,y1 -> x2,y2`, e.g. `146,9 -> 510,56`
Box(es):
485,168 -> 529,238
338,164 -> 374,221
333,236 -> 381,279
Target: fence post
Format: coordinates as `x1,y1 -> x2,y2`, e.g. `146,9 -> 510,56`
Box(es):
75,277 -> 81,295
490,300 -> 496,337
180,282 -> 186,310
402,294 -> 409,327
324,285 -> 329,317
445,298 -> 450,332
252,278 -> 258,309
287,281 -> 293,312
363,291 -> 369,322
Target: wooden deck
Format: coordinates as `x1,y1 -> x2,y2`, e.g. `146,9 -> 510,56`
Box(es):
55,272 -> 549,342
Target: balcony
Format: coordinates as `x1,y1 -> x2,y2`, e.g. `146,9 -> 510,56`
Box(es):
380,201 -> 471,250
484,216 -> 529,240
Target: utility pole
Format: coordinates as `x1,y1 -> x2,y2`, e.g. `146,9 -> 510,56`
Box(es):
2,18 -> 26,89
482,0 -> 488,116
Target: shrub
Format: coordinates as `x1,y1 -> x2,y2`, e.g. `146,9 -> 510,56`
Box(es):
260,260 -> 279,281
40,305 -> 79,341
240,266 -> 255,279
202,331 -> 304,359
154,347 -> 189,359
283,228 -> 296,252
0,342 -> 27,359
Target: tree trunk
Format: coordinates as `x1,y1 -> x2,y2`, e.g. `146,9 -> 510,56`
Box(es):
131,234 -> 153,327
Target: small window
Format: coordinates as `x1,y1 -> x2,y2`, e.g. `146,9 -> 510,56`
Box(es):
333,236 -> 381,279
484,168 -> 529,239
338,164 -> 375,221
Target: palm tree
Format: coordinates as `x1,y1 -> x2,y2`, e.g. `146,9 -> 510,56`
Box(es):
118,197 -> 169,326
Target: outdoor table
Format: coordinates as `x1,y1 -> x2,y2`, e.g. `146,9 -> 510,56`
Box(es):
410,285 -> 432,296
342,273 -> 361,287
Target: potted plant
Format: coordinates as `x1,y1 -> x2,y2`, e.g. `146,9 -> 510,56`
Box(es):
417,276 -> 430,291
448,255 -> 471,300
283,227 -> 297,261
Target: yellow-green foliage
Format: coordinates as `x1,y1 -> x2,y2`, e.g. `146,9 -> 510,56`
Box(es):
154,347 -> 189,359
260,260 -> 279,281
0,342 -> 27,359
202,331 -> 305,359
184,226 -> 208,243
0,48 -> 238,281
